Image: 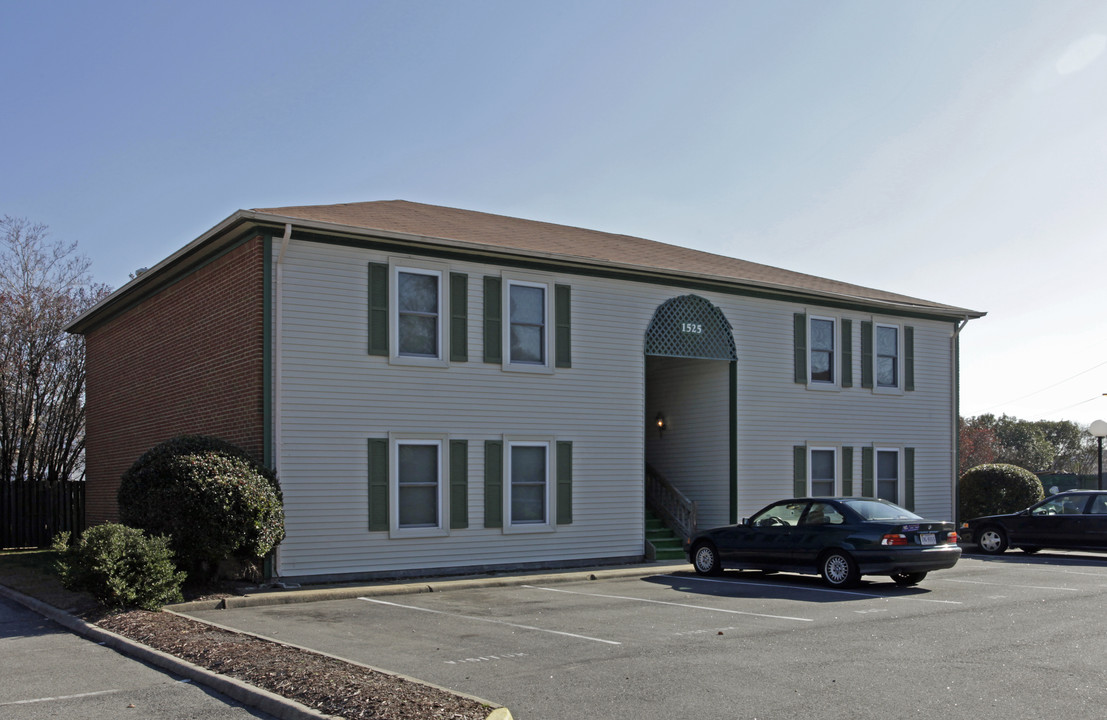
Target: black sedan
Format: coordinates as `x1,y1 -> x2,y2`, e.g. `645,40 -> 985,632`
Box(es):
684,497 -> 961,587
960,490 -> 1107,555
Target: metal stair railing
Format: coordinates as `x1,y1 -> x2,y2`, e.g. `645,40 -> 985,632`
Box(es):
645,463 -> 698,540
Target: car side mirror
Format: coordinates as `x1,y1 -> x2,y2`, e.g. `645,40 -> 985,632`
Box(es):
741,517 -> 750,526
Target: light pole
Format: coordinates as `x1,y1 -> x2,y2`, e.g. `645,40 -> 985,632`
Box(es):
1091,420 -> 1107,491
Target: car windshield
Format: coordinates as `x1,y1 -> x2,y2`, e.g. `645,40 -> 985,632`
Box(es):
840,499 -> 922,521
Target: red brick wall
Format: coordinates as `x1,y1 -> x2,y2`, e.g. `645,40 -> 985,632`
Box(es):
84,237 -> 267,523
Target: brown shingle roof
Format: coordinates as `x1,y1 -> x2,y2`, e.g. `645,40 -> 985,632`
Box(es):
254,200 -> 980,317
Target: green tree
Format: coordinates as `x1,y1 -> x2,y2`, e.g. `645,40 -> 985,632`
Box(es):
965,414 -> 1053,473
1034,419 -> 1096,474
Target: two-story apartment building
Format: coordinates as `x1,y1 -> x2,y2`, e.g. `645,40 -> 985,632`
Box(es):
67,200 -> 983,583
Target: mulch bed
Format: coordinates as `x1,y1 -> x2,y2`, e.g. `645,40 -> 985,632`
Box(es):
96,610 -> 494,720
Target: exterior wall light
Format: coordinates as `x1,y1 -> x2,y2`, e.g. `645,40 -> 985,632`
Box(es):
655,412 -> 667,436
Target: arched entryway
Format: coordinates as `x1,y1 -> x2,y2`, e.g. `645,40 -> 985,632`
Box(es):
644,295 -> 738,537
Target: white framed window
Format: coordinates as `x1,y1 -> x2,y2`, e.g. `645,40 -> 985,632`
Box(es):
504,438 -> 555,532
875,323 -> 901,391
390,260 -> 447,367
809,315 -> 837,387
503,275 -> 552,373
809,447 -> 837,497
876,448 -> 901,503
390,435 -> 449,538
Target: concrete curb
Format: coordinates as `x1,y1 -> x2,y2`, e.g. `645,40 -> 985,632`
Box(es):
1,582 -> 512,719
0,583 -> 338,719
163,608 -> 504,714
0,560 -> 688,720
170,560 -> 691,612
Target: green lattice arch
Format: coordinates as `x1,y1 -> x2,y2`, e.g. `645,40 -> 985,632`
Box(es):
645,295 -> 737,361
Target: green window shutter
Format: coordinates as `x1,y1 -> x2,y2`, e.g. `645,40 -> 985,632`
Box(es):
450,273 -> 468,362
793,445 -> 807,497
367,438 -> 388,531
904,326 -> 915,391
556,441 -> 573,524
860,321 -> 873,389
484,440 -> 503,528
842,446 -> 854,496
793,313 -> 807,384
841,319 -> 853,388
905,447 -> 915,511
555,284 -> 572,369
367,263 -> 389,356
861,447 -> 874,497
450,440 -> 468,529
483,277 -> 502,363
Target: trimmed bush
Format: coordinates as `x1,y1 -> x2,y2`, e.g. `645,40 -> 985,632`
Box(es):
958,463 -> 1044,522
53,524 -> 186,610
118,435 -> 284,577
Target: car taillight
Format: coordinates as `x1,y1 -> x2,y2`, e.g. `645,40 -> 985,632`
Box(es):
947,531 -> 958,543
881,533 -> 908,546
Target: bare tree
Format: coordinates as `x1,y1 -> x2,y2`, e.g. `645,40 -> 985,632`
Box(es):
0,216 -> 110,483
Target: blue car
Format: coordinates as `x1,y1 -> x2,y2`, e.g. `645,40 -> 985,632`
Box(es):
684,497 -> 961,587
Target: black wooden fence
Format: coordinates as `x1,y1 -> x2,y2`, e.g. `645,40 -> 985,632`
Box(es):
1,479 -> 85,549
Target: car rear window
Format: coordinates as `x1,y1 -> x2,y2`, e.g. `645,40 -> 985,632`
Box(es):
841,499 -> 923,521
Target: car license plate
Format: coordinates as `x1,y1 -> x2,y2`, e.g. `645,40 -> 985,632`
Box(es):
919,533 -> 936,546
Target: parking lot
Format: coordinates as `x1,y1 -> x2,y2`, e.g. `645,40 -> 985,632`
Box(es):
184,553 -> 1107,719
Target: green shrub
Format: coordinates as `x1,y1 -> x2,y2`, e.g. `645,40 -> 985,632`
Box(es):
117,435 -> 284,578
958,463 -> 1044,521
53,524 -> 186,610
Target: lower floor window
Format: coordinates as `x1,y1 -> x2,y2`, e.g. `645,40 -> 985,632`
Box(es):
810,448 -> 836,496
397,440 -> 442,530
509,442 -> 548,525
877,449 -> 899,503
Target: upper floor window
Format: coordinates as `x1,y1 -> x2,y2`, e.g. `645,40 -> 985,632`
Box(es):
876,324 -> 899,388
386,261 -> 449,366
810,317 -> 835,384
397,269 -> 441,358
504,278 -> 551,370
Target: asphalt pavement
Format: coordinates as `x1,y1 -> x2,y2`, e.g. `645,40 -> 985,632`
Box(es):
0,593 -> 276,720
180,553 -> 1107,720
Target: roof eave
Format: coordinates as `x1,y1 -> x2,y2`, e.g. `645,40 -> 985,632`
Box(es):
67,209 -> 986,334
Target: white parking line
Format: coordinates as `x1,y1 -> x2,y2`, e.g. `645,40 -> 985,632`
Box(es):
660,574 -> 963,604
0,690 -> 121,706
524,583 -> 814,621
945,578 -> 1080,592
358,597 -> 622,645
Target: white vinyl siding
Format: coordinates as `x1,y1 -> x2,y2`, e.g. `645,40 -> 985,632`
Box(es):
271,237 -> 959,580
273,239 -> 647,579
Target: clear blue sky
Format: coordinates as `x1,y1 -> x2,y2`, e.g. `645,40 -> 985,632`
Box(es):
3,1 -> 1106,425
